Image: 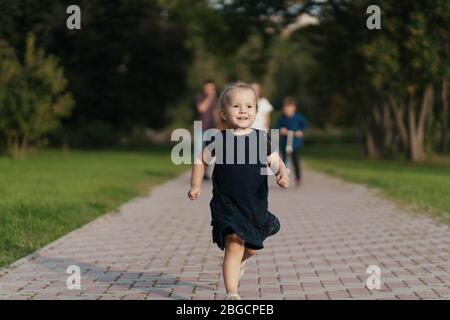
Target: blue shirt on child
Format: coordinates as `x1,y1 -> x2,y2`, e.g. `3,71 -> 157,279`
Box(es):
275,113 -> 309,150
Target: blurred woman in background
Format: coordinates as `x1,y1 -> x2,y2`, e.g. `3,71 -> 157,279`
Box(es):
250,83 -> 273,131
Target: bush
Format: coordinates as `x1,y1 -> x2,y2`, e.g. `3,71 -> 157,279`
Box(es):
0,34 -> 73,158
66,121 -> 121,149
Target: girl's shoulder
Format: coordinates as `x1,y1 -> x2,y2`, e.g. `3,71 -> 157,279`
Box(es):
245,128 -> 269,138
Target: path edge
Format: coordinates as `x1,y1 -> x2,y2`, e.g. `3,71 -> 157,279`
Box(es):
0,175 -> 181,279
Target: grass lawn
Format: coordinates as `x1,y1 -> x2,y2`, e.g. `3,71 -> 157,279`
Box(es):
303,144 -> 450,225
0,146 -> 187,268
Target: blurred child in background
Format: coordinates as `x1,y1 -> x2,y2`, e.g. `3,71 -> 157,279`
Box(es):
275,97 -> 308,186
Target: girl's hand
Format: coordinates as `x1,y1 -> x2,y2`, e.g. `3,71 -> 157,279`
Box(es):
276,171 -> 289,188
294,130 -> 304,138
188,186 -> 201,200
280,127 -> 288,136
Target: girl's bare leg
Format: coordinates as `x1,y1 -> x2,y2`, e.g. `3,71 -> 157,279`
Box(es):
242,247 -> 257,263
223,233 -> 245,293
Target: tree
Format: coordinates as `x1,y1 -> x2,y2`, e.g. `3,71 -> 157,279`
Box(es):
1,0 -> 192,147
431,1 -> 450,154
0,34 -> 73,158
286,0 -> 450,161
360,1 -> 446,161
160,0 -> 308,82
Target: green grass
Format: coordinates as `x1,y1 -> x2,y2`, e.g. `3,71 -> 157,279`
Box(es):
303,144 -> 450,225
0,146 -> 187,268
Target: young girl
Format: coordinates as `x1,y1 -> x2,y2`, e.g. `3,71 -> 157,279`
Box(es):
188,81 -> 289,300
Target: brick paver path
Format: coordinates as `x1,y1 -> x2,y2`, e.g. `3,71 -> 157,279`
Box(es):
1,167 -> 449,300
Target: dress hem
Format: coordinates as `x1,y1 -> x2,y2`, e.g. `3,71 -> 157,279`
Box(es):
212,221 -> 264,251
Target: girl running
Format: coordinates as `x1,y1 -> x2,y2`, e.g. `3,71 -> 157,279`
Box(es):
188,81 -> 289,300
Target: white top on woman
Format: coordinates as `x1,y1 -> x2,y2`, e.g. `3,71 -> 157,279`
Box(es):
252,97 -> 274,130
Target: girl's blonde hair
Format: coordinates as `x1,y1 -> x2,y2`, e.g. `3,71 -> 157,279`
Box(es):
218,81 -> 258,111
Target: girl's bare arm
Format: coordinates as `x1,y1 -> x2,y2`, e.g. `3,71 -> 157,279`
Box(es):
188,149 -> 212,200
267,152 -> 289,188
188,162 -> 205,200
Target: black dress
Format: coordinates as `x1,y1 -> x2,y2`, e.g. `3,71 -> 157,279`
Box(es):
204,128 -> 281,251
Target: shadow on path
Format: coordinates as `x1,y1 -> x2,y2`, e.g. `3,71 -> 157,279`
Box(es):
30,254 -> 216,300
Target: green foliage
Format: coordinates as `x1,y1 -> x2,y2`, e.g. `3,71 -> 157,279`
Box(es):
163,0 -> 297,57
263,37 -> 319,120
161,0 -> 302,86
286,0 -> 450,160
1,0 -> 448,154
359,1 -> 446,93
1,0 -> 192,146
0,34 -> 73,158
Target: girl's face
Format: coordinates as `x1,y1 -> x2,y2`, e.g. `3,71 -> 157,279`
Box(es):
222,88 -> 257,130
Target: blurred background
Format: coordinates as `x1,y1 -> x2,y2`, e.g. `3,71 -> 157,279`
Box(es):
0,0 -> 449,266
0,0 -> 449,157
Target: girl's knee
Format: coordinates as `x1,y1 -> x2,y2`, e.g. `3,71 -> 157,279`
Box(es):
225,233 -> 244,252
225,233 -> 244,244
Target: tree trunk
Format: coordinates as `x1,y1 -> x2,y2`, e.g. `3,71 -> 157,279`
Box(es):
407,97 -> 419,161
6,131 -> 25,159
365,128 -> 381,159
408,85 -> 434,162
382,102 -> 394,156
12,135 -> 20,159
19,135 -> 29,159
389,96 -> 408,152
442,79 -> 449,154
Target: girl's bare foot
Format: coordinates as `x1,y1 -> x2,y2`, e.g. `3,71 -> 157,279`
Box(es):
224,292 -> 241,300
